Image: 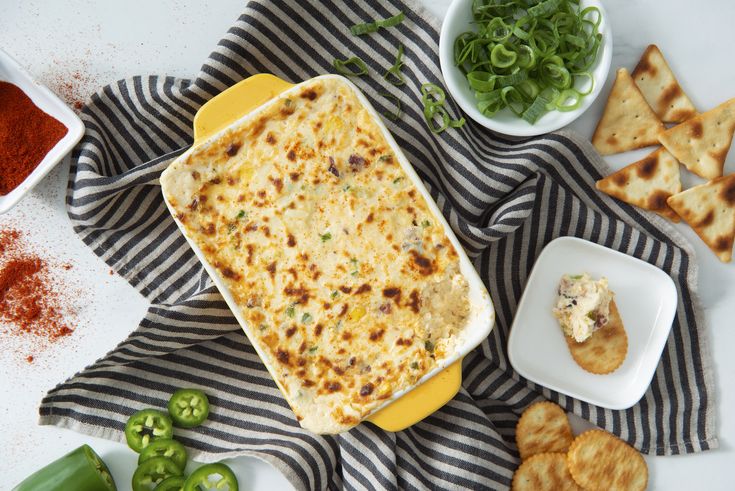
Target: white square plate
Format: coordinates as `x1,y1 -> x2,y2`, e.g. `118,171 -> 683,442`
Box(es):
508,236 -> 678,409
0,48 -> 84,214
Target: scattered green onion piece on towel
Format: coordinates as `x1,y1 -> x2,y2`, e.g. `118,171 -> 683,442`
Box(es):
383,44 -> 406,86
454,0 -> 602,123
420,83 -> 465,134
333,56 -> 369,77
350,12 -> 405,35
379,92 -> 402,121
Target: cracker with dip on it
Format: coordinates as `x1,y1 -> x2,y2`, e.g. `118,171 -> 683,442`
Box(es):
553,273 -> 628,374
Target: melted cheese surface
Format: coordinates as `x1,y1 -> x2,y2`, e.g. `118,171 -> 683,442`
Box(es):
161,76 -> 470,433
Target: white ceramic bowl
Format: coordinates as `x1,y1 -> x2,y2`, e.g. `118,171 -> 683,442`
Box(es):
0,49 -> 84,214
507,236 -> 677,410
439,0 -> 613,136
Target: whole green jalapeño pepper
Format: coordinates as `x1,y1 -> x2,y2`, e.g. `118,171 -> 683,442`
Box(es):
183,463 -> 238,491
12,444 -> 117,491
125,409 -> 174,453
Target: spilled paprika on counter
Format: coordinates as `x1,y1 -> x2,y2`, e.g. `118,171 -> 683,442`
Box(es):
0,81 -> 68,195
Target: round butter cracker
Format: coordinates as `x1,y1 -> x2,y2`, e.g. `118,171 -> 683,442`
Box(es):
516,401 -> 574,460
565,300 -> 628,375
511,453 -> 582,491
567,429 -> 648,491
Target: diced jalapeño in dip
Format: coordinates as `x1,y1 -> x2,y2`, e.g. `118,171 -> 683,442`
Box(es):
552,273 -> 613,342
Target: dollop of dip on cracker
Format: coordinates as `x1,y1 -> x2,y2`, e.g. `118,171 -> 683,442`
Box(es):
553,274 -> 613,342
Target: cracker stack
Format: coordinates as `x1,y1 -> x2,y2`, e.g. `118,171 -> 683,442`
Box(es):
593,44 -> 735,262
512,402 -> 648,491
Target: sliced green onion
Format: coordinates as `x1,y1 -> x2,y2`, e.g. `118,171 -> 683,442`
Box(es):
572,71 -> 594,95
516,45 -> 537,69
555,88 -> 583,111
490,44 -> 518,68
513,16 -> 537,41
528,0 -> 564,18
501,86 -> 526,116
379,92 -> 402,121
476,89 -> 505,116
486,17 -> 512,42
333,57 -> 369,77
517,79 -> 541,100
467,71 -> 496,92
580,6 -> 602,28
383,44 -> 406,86
454,0 -> 602,124
420,83 -> 465,133
521,87 -> 559,124
496,70 -> 529,88
350,12 -> 405,35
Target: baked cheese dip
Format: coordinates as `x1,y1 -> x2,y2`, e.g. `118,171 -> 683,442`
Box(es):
552,273 -> 613,342
161,76 -> 471,433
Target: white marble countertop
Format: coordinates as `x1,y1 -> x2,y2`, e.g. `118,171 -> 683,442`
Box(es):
1,1 -> 733,489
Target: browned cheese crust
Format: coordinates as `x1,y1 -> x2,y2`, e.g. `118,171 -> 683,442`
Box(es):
161,77 -> 471,433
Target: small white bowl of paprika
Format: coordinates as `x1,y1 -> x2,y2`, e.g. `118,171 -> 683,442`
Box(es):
0,48 -> 84,214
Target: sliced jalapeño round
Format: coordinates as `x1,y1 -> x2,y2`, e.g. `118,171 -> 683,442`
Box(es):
183,463 -> 238,491
138,438 -> 188,472
125,409 -> 174,453
132,456 -> 183,491
168,388 -> 210,428
153,475 -> 186,491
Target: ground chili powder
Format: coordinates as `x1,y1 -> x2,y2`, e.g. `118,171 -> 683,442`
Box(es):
0,229 -> 74,346
0,81 -> 68,195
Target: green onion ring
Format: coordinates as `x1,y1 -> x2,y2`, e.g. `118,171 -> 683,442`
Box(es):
420,83 -> 465,133
555,88 -> 583,111
333,57 -> 369,77
383,44 -> 406,86
350,12 -> 405,36
490,44 -> 518,68
572,71 -> 594,95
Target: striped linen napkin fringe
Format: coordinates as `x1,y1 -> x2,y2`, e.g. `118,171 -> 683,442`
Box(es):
39,1 -> 716,489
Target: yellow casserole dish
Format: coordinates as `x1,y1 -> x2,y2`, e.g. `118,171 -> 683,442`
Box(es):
160,74 -> 494,434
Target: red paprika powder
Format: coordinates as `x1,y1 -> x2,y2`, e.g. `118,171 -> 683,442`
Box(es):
0,228 -> 75,347
0,81 -> 68,195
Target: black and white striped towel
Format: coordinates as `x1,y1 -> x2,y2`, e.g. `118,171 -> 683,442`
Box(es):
40,1 -> 716,489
